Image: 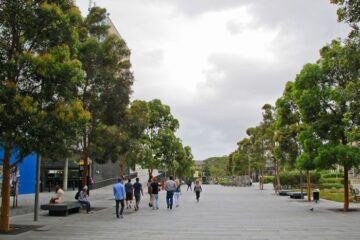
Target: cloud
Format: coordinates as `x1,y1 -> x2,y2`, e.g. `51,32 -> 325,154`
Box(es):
76,0 -> 350,159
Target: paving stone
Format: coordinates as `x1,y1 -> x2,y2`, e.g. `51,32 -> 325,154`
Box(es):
1,183 -> 360,240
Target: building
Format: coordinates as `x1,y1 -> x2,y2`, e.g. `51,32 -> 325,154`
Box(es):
0,148 -> 36,195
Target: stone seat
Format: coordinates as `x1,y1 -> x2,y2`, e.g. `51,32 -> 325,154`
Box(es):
40,201 -> 81,216
288,192 -> 307,199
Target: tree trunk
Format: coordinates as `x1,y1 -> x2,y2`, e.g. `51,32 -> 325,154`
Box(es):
276,160 -> 281,194
63,158 -> 68,191
260,168 -> 264,190
148,168 -> 153,179
343,166 -> 349,211
0,144 -> 12,232
119,160 -> 125,180
82,135 -> 88,187
307,171 -> 311,202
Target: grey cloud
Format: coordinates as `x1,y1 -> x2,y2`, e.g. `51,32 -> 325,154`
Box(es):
81,0 -> 351,160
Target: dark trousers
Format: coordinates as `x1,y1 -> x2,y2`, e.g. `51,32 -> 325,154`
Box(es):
79,200 -> 91,212
166,191 -> 174,209
115,199 -> 125,217
196,191 -> 200,201
135,194 -> 141,209
187,185 -> 192,191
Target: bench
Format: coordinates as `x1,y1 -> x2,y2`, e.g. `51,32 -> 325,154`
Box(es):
278,190 -> 290,196
40,201 -> 81,216
288,192 -> 307,199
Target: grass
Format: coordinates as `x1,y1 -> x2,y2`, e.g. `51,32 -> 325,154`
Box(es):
320,188 -> 345,202
283,187 -> 355,202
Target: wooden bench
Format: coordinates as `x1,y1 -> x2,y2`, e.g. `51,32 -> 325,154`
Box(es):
40,201 -> 81,216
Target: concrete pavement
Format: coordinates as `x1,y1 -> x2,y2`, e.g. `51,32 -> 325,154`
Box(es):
1,183 -> 360,240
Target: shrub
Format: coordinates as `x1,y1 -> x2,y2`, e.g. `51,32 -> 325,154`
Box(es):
263,176 -> 274,184
319,177 -> 344,184
321,172 -> 344,178
277,171 -> 321,188
218,178 -> 232,186
320,183 -> 343,189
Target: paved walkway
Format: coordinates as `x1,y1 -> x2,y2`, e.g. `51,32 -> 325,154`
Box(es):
1,183 -> 360,240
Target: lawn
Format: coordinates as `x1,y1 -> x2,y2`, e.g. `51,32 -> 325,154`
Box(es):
318,188 -> 358,202
320,188 -> 344,202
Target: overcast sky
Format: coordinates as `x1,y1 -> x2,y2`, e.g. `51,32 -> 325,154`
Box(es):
76,0 -> 350,160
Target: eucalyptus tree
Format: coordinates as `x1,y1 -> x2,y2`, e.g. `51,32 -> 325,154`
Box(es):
273,82 -> 305,194
274,82 -> 302,169
260,104 -> 282,192
137,99 -> 180,178
246,126 -> 267,190
0,0 -> 89,231
232,138 -> 251,176
293,38 -> 360,210
330,0 -> 360,33
77,7 -> 133,185
177,146 -> 195,178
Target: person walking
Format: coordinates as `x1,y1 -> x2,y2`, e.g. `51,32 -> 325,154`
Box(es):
125,179 -> 133,209
161,177 -> 165,191
165,176 -> 177,210
174,179 -> 181,207
194,179 -> 202,202
187,179 -> 192,191
147,176 -> 153,207
150,177 -> 160,210
133,177 -> 144,211
78,185 -> 92,214
113,178 -> 126,218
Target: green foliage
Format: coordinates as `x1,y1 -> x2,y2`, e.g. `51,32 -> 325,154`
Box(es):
0,0 -> 87,231
319,178 -> 343,184
218,178 -> 232,186
77,6 -> 133,165
321,172 -> 344,178
263,176 -> 274,184
274,81 -> 301,169
320,183 -> 343,189
277,171 -> 321,188
203,156 -> 228,177
330,0 -> 360,27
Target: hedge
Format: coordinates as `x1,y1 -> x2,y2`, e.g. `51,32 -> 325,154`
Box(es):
274,171 -> 321,188
321,173 -> 344,179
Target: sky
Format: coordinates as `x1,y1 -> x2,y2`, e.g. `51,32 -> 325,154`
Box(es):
75,0 -> 350,160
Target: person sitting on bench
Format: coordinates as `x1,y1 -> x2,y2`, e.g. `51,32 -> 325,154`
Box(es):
79,185 -> 92,213
50,185 -> 64,204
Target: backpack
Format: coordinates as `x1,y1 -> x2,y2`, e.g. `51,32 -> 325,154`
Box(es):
75,191 -> 80,200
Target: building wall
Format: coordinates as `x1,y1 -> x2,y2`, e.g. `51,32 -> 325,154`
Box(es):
0,148 -> 36,195
92,160 -> 120,182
